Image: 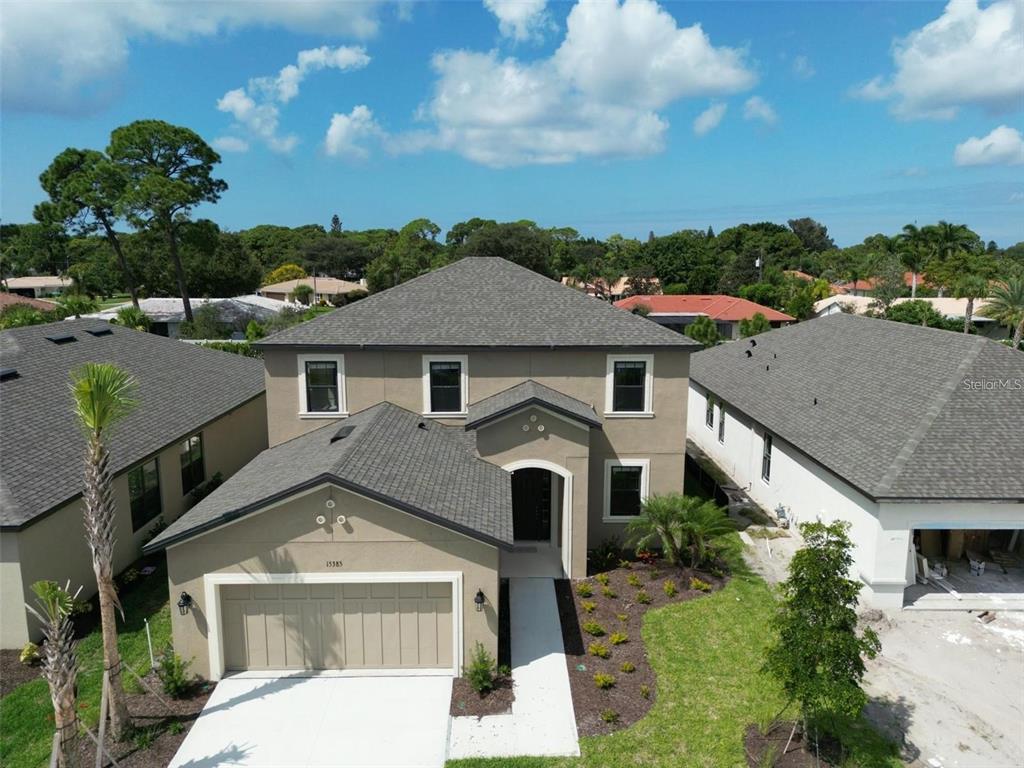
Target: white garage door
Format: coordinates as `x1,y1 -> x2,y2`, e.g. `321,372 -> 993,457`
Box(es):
220,582 -> 453,671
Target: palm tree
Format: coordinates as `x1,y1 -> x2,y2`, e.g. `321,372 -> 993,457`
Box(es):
675,498 -> 735,567
625,494 -> 733,567
896,224 -> 929,298
928,221 -> 978,297
980,278 -> 1024,349
70,363 -> 138,741
953,275 -> 990,334
112,306 -> 150,332
26,580 -> 82,768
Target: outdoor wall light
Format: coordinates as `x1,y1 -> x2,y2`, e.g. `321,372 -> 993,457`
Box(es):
474,589 -> 486,612
177,592 -> 194,616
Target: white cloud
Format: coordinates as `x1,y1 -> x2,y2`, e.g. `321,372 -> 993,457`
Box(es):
483,0 -> 552,42
693,102 -> 727,136
791,55 -> 815,80
743,96 -> 777,125
953,125 -> 1024,166
0,1 -> 383,114
853,0 -> 1024,119
324,105 -> 383,159
212,136 -> 250,153
392,0 -> 756,166
218,46 -> 370,153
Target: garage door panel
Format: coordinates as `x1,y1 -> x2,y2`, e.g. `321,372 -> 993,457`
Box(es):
253,585 -> 279,600
245,603 -> 268,668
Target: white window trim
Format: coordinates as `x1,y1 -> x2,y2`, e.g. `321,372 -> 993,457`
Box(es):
704,393 -> 715,431
604,354 -> 654,417
602,458 -> 650,523
421,354 -> 469,417
717,403 -> 726,444
297,354 -> 347,418
761,432 -> 773,485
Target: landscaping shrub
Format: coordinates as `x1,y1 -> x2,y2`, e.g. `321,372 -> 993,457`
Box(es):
582,620 -> 606,637
626,573 -> 642,588
636,590 -> 652,604
18,642 -> 39,665
635,549 -> 658,566
640,684 -> 651,699
581,600 -> 596,614
197,340 -> 262,359
616,613 -> 628,622
70,597 -> 92,617
690,577 -> 712,592
594,673 -> 616,689
156,645 -> 195,698
588,642 -> 610,659
601,585 -> 617,599
609,632 -> 628,645
617,559 -> 632,570
595,572 -> 610,586
663,579 -> 678,597
601,710 -> 620,723
588,538 -> 621,573
576,582 -> 594,598
620,661 -> 636,674
119,567 -> 140,586
465,642 -> 498,694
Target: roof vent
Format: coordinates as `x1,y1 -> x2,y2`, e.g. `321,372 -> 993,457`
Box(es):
85,328 -> 113,337
766,364 -> 770,371
813,397 -> 818,406
749,339 -> 757,347
0,368 -> 19,382
330,425 -> 355,443
46,333 -> 77,345
417,421 -> 428,430
744,349 -> 752,358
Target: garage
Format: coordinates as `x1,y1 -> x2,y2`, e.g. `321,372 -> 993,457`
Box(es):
220,580 -> 454,672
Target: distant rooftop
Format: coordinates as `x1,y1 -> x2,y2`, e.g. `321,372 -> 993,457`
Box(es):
82,295 -> 298,324
614,294 -> 794,323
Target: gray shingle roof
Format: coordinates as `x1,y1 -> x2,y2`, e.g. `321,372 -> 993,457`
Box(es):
690,314 -> 1024,502
0,320 -> 266,529
258,257 -> 697,349
466,380 -> 602,430
144,402 -> 513,552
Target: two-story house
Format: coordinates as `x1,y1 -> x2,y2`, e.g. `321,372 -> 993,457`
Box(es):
145,257 -> 697,680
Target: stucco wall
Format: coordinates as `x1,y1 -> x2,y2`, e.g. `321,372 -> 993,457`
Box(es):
165,485 -> 499,679
4,395 -> 268,648
0,531 -> 25,648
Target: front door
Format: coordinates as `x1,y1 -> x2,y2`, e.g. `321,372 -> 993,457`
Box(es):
511,468 -> 552,542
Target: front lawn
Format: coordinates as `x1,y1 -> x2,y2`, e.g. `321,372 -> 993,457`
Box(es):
0,560 -> 172,768
448,536 -> 901,768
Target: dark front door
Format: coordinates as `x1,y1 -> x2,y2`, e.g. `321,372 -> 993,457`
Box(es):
511,468 -> 552,542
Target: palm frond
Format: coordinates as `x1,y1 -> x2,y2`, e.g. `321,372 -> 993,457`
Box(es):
69,362 -> 138,436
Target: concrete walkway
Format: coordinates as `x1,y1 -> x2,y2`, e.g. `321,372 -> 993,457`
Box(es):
448,578 -> 580,759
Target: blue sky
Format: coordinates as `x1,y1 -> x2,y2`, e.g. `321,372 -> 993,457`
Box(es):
2,0 -> 1022,246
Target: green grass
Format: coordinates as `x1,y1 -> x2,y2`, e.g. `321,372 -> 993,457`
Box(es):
448,537 -> 900,768
0,561 -> 172,768
96,295 -> 133,310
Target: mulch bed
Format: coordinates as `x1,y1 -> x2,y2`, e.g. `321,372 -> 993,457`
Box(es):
67,672 -> 212,768
0,649 -> 42,697
555,558 -> 726,736
744,723 -> 839,768
450,676 -> 515,717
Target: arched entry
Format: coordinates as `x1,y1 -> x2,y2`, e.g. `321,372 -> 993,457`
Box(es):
502,459 -> 573,578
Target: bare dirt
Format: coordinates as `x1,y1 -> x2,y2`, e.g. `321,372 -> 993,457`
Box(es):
449,676 -> 515,717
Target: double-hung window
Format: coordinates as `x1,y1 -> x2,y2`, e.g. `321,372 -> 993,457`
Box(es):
298,354 -> 346,416
603,459 -> 650,522
761,433 -> 773,483
422,355 -> 468,416
605,354 -> 653,416
128,458 -> 161,531
705,395 -> 715,429
180,434 -> 205,495
717,403 -> 726,444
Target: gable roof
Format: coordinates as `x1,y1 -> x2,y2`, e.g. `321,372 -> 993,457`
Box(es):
258,257 -> 696,349
615,294 -> 794,323
0,320 -> 266,529
144,402 -> 513,552
690,314 -> 1024,502
466,380 -> 602,430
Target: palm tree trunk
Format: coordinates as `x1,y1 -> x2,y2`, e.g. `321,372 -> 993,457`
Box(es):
54,689 -> 82,768
99,218 -> 140,310
166,220 -> 193,323
1014,318 -> 1023,350
82,437 -> 132,741
964,297 -> 974,334
911,272 -> 917,299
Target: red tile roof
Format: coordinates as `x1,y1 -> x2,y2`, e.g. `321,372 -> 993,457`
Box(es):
832,272 -> 927,294
614,294 -> 794,322
0,292 -> 58,311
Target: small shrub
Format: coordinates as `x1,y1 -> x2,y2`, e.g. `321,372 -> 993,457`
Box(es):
616,613 -> 629,622
168,721 -> 185,736
600,709 -> 620,723
588,537 -> 622,573
156,645 -> 194,698
601,585 -> 617,599
465,642 -> 497,694
620,661 -> 636,673
71,597 -> 92,617
690,577 -> 712,592
593,673 -> 616,689
582,620 -> 606,637
576,582 -> 594,598
609,632 -> 628,645
757,743 -> 780,768
662,579 -> 678,597
648,570 -> 661,581
19,642 -> 39,665
581,600 -> 597,614
636,590 -> 652,604
133,726 -> 159,750
588,642 -> 610,659
120,567 -> 140,586
617,559 -> 632,570
595,572 -> 610,586
640,684 -> 651,699
626,573 -> 642,588
497,664 -> 511,677
142,516 -> 168,546
636,549 -> 658,565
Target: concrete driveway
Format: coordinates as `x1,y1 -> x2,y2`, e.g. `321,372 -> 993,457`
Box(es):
169,674 -> 453,768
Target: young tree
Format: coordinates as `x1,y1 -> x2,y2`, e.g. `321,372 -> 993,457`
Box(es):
108,120 -> 227,322
263,263 -> 307,286
70,363 -> 139,741
953,274 -> 991,333
685,316 -> 721,347
764,521 -> 880,738
27,580 -> 82,768
980,277 -> 1024,349
330,214 -> 342,234
112,306 -> 151,332
290,283 -> 314,305
739,312 -> 771,338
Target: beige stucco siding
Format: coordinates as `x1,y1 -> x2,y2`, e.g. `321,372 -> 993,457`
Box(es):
3,395 -> 268,648
0,531 -> 25,648
165,485 -> 499,679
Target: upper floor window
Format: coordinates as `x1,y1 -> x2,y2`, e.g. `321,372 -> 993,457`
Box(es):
705,394 -> 715,429
761,433 -> 773,483
180,434 -> 205,495
128,458 -> 161,531
422,355 -> 468,416
297,354 -> 346,417
603,459 -> 650,522
605,354 -> 653,416
717,404 -> 726,444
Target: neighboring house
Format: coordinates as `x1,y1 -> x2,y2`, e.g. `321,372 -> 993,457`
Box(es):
144,257 -> 697,679
831,272 -> 926,296
81,296 -> 299,338
0,292 -> 57,312
561,275 -> 662,302
259,277 -> 366,305
687,314 -> 1024,609
813,296 -> 1007,339
0,320 -> 268,649
614,295 -> 794,340
4,275 -> 71,298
